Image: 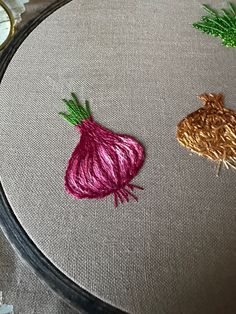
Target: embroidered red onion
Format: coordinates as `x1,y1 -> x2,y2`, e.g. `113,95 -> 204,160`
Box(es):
59,93 -> 145,207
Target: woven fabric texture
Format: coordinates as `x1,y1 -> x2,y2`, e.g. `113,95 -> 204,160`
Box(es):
1,1 -> 81,313
0,0 -> 236,313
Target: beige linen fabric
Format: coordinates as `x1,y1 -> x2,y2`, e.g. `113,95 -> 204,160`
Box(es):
0,0 -> 236,313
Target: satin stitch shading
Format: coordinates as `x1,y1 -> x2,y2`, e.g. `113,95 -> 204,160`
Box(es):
59,93 -> 145,207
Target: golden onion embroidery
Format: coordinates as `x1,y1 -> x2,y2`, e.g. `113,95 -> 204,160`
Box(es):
176,93 -> 236,174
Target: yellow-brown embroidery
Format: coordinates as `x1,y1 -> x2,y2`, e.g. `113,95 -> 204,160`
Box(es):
176,93 -> 236,172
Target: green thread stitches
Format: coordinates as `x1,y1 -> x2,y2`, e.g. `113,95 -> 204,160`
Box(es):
193,3 -> 236,47
59,93 -> 91,125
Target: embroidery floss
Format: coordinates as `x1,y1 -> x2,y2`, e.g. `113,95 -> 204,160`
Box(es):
193,3 -> 236,47
59,93 -> 145,207
176,93 -> 236,174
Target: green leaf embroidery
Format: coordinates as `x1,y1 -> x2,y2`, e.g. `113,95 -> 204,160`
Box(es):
193,3 -> 236,47
59,93 -> 92,126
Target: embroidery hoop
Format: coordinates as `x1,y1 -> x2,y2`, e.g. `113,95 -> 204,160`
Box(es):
0,1 -> 235,313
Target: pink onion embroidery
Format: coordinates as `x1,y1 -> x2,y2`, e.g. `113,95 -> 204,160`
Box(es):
59,93 -> 145,207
